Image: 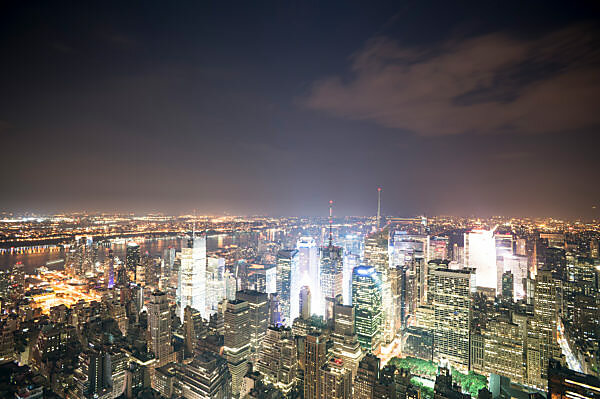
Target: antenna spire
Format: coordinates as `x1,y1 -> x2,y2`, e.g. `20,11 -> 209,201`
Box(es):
376,187 -> 382,229
328,200 -> 333,247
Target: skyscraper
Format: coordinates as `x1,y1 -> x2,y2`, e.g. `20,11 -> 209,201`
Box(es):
320,244 -> 344,312
296,236 -> 320,315
300,285 -> 312,320
276,249 -> 298,325
464,229 -> 496,289
430,267 -> 474,372
304,332 -> 328,399
126,242 -> 140,281
223,299 -> 250,398
178,235 -> 207,321
354,353 -> 380,399
147,290 -> 173,363
256,326 -> 297,394
352,266 -> 383,353
178,351 -> 232,399
236,290 -> 269,364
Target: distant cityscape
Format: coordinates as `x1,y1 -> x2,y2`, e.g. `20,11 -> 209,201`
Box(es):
0,200 -> 599,399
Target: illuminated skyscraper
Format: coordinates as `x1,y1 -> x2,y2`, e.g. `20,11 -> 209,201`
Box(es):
297,236 -> 320,315
304,332 -> 328,399
223,299 -> 250,398
354,353 -> 380,399
320,245 -> 343,312
300,285 -> 312,320
148,291 -> 173,362
430,267 -> 474,372
206,256 -> 226,316
257,326 -> 297,394
236,290 -> 268,364
342,234 -> 362,306
178,235 -> 207,321
352,266 -> 383,353
277,249 -> 298,325
464,229 -> 496,289
126,242 -> 140,281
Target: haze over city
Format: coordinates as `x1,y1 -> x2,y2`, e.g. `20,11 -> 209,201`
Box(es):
2,1 -> 600,217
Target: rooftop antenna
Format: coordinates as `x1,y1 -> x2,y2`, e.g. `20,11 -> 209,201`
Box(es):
377,187 -> 382,229
192,210 -> 196,239
328,200 -> 334,247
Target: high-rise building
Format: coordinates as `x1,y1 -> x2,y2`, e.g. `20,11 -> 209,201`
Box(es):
297,237 -> 320,315
107,249 -> 115,289
526,270 -> 561,390
223,299 -> 251,398
427,236 -> 449,261
256,326 -> 297,394
501,271 -> 514,300
352,266 -> 383,353
178,352 -> 232,399
206,256 -> 226,316
276,249 -> 298,325
364,230 -> 394,343
464,229 -> 496,289
304,332 -> 328,399
343,234 -> 363,306
236,290 -> 269,364
126,242 -> 140,281
178,235 -> 207,321
330,303 -> 363,379
320,244 -> 344,312
147,290 -> 174,364
320,357 -> 352,399
430,267 -> 474,372
300,285 -> 312,320
354,353 -> 380,399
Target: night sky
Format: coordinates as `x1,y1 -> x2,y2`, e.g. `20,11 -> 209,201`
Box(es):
2,1 -> 600,218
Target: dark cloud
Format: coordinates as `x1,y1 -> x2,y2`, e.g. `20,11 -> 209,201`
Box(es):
305,25 -> 600,136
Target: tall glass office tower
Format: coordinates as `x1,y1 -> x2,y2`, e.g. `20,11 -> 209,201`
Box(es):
352,266 -> 383,353
178,235 -> 207,321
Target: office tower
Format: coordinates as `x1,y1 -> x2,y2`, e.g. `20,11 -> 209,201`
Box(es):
343,234 -> 363,305
276,249 -> 298,325
297,236 -> 320,315
548,358 -> 600,399
300,285 -> 312,320
183,305 -> 196,357
147,290 -> 173,362
206,256 -> 226,317
126,242 -> 140,280
320,357 -> 352,399
178,235 -> 207,321
427,235 -> 449,261
236,290 -> 268,364
430,267 -> 474,372
223,299 -> 251,398
499,254 -> 528,301
178,352 -> 232,399
352,266 -> 383,353
107,249 -> 115,289
464,229 -> 496,289
390,231 -> 426,268
320,244 -> 344,312
256,326 -> 297,394
396,264 -> 412,329
75,348 -> 108,398
481,318 -> 525,384
330,303 -> 363,379
364,230 -> 395,343
501,271 -> 514,300
354,353 -> 380,399
304,332 -> 328,399
527,270 -> 561,390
